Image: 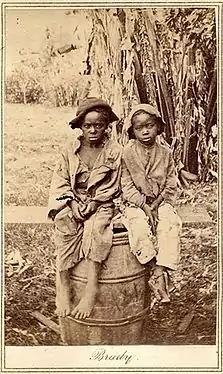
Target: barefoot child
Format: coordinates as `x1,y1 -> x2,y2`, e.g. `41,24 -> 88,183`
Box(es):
121,104 -> 182,302
48,98 -> 122,319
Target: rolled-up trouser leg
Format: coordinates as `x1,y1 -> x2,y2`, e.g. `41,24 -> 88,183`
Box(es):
122,206 -> 157,264
54,206 -> 84,271
156,203 -> 182,270
81,206 -> 114,263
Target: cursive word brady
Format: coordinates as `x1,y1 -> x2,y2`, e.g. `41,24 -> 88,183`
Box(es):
90,348 -> 134,365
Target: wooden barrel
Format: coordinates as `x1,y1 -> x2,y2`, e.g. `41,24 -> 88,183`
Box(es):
59,231 -> 150,345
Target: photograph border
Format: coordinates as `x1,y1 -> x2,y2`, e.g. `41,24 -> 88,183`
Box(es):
1,1 -> 222,372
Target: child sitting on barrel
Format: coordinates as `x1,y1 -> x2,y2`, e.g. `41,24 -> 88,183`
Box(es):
121,104 -> 182,302
48,98 -> 122,319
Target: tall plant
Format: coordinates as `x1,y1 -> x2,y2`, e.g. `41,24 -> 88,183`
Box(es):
83,8 -> 216,181
153,8 -> 216,179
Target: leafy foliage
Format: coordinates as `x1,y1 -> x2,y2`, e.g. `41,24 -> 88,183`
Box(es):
5,9 -> 217,181
5,27 -> 90,107
85,8 -> 217,181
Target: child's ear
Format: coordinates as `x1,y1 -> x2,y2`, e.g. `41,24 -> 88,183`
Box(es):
105,125 -> 112,135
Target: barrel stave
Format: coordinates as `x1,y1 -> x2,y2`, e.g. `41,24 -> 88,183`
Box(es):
60,232 -> 150,345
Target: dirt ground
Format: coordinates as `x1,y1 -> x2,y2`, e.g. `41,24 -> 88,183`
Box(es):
4,103 -> 218,346
5,103 -> 76,206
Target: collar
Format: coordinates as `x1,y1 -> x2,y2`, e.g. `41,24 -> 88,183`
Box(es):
135,139 -> 157,152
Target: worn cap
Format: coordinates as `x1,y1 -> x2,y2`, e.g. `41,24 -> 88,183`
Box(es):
126,104 -> 166,135
69,97 -> 119,129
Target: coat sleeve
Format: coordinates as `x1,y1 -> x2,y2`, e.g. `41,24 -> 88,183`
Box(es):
47,150 -> 75,218
160,151 -> 178,206
121,159 -> 146,208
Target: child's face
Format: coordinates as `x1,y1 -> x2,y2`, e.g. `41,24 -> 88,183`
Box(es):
132,112 -> 158,146
81,111 -> 108,145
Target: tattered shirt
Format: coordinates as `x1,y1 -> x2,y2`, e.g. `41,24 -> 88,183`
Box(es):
121,139 -> 177,208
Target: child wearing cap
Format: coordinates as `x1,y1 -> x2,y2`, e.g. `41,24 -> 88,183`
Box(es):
121,104 -> 182,302
48,98 -> 122,319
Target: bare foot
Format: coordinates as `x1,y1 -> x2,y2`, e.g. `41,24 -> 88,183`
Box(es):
56,270 -> 72,318
56,290 -> 71,318
71,284 -> 98,319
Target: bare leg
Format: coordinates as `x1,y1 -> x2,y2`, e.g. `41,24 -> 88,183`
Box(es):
56,269 -> 72,317
148,265 -> 170,303
71,260 -> 100,319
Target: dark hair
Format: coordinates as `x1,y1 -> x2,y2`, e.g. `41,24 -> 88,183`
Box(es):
79,107 -> 111,127
128,109 -> 163,138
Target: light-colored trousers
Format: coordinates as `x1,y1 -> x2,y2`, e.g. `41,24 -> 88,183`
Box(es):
122,203 -> 182,270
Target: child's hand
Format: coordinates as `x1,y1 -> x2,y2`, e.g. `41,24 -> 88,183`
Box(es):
151,205 -> 159,224
150,197 -> 162,228
142,204 -> 156,234
80,201 -> 99,218
48,209 -> 59,221
150,195 -> 163,217
69,200 -> 85,222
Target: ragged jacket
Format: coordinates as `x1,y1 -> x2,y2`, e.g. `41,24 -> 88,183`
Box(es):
48,134 -> 122,218
121,139 -> 177,208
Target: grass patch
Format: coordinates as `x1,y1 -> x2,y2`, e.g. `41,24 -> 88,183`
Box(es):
5,224 -> 60,345
5,103 -> 77,206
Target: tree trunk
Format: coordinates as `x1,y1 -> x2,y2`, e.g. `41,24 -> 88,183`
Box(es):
142,10 -> 175,140
205,66 -> 217,138
133,49 -> 148,104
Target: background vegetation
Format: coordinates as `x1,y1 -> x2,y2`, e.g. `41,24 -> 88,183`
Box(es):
5,8 -> 217,182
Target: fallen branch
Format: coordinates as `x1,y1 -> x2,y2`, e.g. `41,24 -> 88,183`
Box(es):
20,274 -> 42,283
31,311 -> 60,335
22,281 -> 32,290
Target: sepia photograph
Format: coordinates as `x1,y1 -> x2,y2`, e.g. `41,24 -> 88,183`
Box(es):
2,2 -> 221,371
